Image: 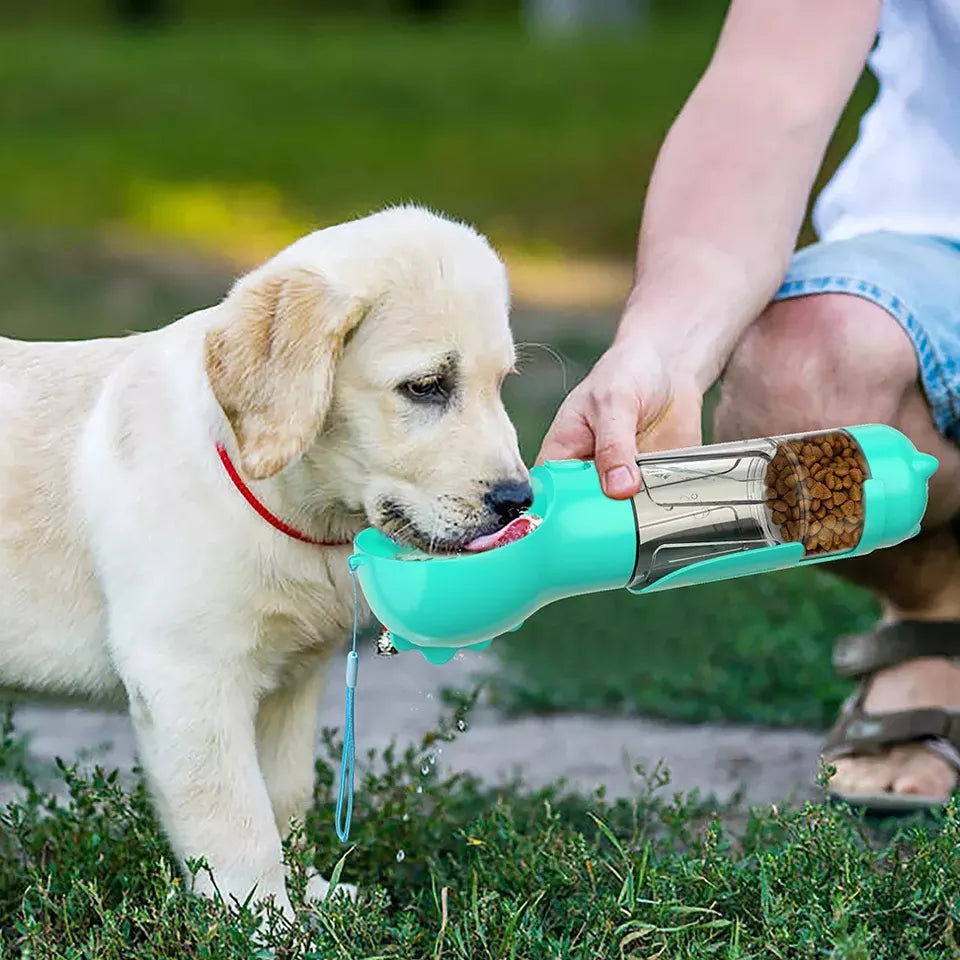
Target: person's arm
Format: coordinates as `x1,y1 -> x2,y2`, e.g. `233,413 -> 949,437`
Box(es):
538,0 -> 881,497
618,0 -> 881,388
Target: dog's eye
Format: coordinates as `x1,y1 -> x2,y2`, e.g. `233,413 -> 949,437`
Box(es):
400,375 -> 448,403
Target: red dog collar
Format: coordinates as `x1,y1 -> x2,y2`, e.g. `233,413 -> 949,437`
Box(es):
216,443 -> 352,547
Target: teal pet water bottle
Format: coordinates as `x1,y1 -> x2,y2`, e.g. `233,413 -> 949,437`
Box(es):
349,424 -> 937,664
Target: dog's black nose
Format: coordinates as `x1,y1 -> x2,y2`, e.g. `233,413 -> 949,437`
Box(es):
485,479 -> 534,525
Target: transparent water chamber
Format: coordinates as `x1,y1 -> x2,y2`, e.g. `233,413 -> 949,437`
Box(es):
627,429 -> 870,590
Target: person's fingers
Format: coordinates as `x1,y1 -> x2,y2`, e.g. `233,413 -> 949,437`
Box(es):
535,403 -> 596,465
592,390 -> 642,499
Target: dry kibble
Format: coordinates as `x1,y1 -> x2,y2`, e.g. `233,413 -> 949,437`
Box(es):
810,481 -> 831,500
763,430 -> 869,557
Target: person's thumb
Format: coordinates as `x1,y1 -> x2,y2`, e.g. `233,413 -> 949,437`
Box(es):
592,395 -> 642,499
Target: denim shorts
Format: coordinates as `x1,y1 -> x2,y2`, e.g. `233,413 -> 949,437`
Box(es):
772,230 -> 960,445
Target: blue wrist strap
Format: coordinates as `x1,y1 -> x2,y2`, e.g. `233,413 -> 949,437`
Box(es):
335,558 -> 361,842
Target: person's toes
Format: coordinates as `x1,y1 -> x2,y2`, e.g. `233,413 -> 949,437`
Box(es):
888,744 -> 956,799
830,753 -> 896,794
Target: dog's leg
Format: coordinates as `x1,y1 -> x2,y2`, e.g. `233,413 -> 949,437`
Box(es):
256,658 -> 328,837
119,645 -> 293,917
255,657 -> 357,904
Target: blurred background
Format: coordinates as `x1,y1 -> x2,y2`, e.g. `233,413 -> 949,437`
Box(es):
0,0 -> 882,730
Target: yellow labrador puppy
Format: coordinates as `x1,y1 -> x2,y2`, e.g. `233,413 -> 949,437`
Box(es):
0,206 -> 531,915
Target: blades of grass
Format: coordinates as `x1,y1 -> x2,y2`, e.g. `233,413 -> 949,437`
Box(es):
590,813 -> 635,910
432,884 -> 450,960
502,889 -> 546,959
322,846 -> 354,907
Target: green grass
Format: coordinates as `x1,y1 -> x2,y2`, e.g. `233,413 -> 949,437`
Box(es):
0,702 -> 956,958
0,14 -> 874,258
0,14 -> 883,730
482,564 -> 877,729
0,237 -> 877,730
0,18 -> 920,954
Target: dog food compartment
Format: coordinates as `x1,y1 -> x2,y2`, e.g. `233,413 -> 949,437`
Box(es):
627,429 -> 870,591
762,430 -> 869,557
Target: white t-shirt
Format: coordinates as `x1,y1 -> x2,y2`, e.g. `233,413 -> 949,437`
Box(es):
813,0 -> 960,243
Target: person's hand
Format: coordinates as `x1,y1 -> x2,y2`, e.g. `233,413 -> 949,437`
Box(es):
536,335 -> 704,499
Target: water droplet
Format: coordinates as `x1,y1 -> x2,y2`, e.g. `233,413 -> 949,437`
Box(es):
420,762 -> 430,775
396,849 -> 405,863
426,692 -> 434,700
427,753 -> 436,766
402,813 -> 410,822
457,719 -> 467,731
416,784 -> 423,794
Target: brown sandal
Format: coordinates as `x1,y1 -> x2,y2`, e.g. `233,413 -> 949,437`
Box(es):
823,621 -> 960,811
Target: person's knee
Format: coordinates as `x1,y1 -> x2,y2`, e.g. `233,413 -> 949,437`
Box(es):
713,294 -> 918,441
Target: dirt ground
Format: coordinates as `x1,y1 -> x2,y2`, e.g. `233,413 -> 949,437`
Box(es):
3,644 -> 823,812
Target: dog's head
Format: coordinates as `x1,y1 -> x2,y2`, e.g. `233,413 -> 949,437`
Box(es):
205,206 -> 530,551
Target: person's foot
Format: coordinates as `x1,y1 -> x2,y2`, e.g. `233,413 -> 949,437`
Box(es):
829,655 -> 960,800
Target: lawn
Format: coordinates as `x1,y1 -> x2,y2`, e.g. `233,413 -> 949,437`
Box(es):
0,703 -> 956,958
0,13 -> 875,263
0,13 -> 881,731
0,17 -> 941,956
0,233 -> 878,731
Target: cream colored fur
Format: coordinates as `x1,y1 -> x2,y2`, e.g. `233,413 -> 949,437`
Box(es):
0,206 -> 527,915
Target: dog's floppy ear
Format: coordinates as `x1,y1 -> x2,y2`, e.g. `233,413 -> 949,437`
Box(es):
205,266 -> 368,481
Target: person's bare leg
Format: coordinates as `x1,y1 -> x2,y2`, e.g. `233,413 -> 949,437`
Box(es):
714,293 -> 960,799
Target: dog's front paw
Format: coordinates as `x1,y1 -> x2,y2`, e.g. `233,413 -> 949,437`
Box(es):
306,871 -> 358,904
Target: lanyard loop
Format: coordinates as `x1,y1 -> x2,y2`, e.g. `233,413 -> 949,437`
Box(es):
335,560 -> 362,842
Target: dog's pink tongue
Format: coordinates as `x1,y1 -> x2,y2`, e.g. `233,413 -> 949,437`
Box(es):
464,515 -> 539,553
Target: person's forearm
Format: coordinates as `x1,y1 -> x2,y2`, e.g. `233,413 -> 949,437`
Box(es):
619,87 -> 834,386
617,0 -> 880,391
